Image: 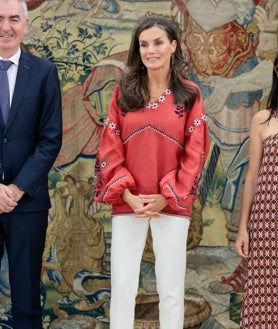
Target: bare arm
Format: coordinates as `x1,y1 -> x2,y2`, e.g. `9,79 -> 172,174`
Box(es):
235,110 -> 266,258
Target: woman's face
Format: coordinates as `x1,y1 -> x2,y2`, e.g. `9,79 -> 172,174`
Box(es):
138,25 -> 177,72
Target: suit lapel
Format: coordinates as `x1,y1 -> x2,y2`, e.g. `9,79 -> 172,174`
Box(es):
5,52 -> 31,131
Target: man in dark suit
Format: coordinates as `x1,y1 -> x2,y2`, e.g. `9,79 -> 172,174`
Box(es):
0,0 -> 62,328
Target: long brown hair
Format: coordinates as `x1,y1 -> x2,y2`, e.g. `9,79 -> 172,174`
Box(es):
267,54 -> 278,112
118,15 -> 199,113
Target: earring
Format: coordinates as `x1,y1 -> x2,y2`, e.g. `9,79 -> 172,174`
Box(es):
171,53 -> 175,66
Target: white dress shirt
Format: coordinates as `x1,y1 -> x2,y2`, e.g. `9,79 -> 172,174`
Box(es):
0,48 -> 21,106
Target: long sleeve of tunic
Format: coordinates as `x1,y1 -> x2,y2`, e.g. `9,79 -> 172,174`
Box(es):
94,81 -> 210,218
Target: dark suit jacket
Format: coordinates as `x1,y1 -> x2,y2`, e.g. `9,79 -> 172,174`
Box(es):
0,50 -> 62,213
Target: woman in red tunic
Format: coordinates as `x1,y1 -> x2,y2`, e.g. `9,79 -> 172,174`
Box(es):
235,54 -> 278,329
94,15 -> 209,329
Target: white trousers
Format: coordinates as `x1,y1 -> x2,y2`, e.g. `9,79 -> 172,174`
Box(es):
109,214 -> 190,329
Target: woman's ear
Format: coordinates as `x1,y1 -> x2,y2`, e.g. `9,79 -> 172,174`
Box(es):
171,40 -> 177,53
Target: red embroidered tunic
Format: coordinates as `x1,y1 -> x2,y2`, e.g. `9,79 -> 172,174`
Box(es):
94,81 -> 210,218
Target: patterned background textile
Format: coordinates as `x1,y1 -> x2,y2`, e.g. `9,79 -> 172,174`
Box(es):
0,0 -> 277,328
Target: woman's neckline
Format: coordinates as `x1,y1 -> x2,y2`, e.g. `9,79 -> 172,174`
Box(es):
146,89 -> 172,109
149,88 -> 170,102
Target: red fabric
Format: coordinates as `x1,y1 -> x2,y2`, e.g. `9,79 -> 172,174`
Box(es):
94,81 -> 209,218
184,17 -> 254,78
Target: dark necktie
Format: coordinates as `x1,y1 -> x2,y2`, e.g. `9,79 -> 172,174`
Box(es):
0,60 -> 13,125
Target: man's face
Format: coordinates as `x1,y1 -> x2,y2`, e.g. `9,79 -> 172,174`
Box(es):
0,0 -> 28,58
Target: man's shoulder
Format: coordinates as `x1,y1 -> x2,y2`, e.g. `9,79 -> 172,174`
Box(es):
20,50 -> 56,68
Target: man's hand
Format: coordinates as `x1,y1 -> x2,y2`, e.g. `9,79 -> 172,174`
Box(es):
0,184 -> 18,213
8,184 -> 25,202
